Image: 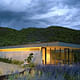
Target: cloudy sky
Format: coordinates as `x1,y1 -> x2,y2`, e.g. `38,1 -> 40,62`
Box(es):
0,0 -> 80,30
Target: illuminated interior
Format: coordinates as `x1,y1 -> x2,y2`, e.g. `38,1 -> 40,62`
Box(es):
42,46 -> 80,65
46,47 -> 50,64
0,47 -> 41,52
42,47 -> 46,64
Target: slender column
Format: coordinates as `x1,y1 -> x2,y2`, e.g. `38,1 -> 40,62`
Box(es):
59,48 -> 61,60
41,47 -> 46,65
64,48 -> 66,64
50,48 -> 51,64
71,49 -> 74,64
59,48 -> 61,64
54,48 -> 56,65
67,48 -> 70,65
41,47 -> 42,64
45,48 -> 46,64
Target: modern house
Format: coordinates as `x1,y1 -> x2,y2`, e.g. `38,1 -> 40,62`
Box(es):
0,42 -> 80,65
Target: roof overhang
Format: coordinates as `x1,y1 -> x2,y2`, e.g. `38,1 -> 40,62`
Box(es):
0,42 -> 80,49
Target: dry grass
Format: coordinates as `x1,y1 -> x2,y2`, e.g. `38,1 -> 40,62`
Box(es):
0,62 -> 24,76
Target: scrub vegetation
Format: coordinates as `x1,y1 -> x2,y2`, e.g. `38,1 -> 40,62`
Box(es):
24,53 -> 35,68
0,26 -> 80,46
25,53 -> 33,64
5,65 -> 80,80
0,57 -> 24,65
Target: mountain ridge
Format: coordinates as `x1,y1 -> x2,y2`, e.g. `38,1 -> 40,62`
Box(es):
0,26 -> 80,46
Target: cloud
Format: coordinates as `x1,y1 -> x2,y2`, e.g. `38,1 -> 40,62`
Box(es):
30,6 -> 72,19
0,0 -> 32,12
0,0 -> 80,30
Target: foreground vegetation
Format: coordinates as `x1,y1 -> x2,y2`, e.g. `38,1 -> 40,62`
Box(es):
0,26 -> 80,46
0,54 -> 80,80
4,65 -> 80,80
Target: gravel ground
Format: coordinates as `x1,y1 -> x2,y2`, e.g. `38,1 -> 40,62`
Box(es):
0,62 -> 24,76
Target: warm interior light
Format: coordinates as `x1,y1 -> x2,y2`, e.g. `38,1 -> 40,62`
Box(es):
0,47 -> 41,52
42,48 -> 46,64
46,47 -> 50,64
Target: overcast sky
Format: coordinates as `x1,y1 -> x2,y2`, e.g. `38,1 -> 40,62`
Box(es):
0,0 -> 80,30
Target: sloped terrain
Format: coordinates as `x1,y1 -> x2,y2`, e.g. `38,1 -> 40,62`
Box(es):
0,26 -> 80,46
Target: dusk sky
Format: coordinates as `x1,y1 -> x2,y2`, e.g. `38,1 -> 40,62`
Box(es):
0,0 -> 80,30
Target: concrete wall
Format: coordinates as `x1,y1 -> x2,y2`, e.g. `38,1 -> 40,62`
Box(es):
0,48 -> 42,64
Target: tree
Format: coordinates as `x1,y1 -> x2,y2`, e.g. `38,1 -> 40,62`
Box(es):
26,53 -> 33,63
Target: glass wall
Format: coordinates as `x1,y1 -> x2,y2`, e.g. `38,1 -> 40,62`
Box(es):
50,48 -> 74,64
50,48 -> 80,64
72,49 -> 80,64
42,47 -> 80,65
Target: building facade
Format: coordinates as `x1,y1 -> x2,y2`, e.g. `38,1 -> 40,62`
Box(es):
0,42 -> 80,65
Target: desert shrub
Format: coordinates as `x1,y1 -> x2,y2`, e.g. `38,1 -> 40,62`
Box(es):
0,57 -> 23,65
0,57 -> 12,63
11,59 -> 23,65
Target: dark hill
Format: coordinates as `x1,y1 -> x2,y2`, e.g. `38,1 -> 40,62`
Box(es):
0,26 -> 80,46
0,27 -> 21,46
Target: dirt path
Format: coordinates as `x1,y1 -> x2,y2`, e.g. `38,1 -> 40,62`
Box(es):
0,62 -> 24,76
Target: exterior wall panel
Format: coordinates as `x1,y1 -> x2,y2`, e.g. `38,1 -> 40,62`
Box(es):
0,47 -> 42,64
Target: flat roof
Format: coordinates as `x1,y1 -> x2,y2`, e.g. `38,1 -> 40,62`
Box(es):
0,42 -> 80,49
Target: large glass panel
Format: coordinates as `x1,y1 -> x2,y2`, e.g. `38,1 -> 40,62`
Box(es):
46,47 -> 50,64
72,49 -> 80,64
49,47 -> 75,65
50,48 -> 63,64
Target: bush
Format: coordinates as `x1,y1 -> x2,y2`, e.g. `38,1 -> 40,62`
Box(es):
26,53 -> 33,64
11,59 -> 23,65
0,57 -> 23,65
